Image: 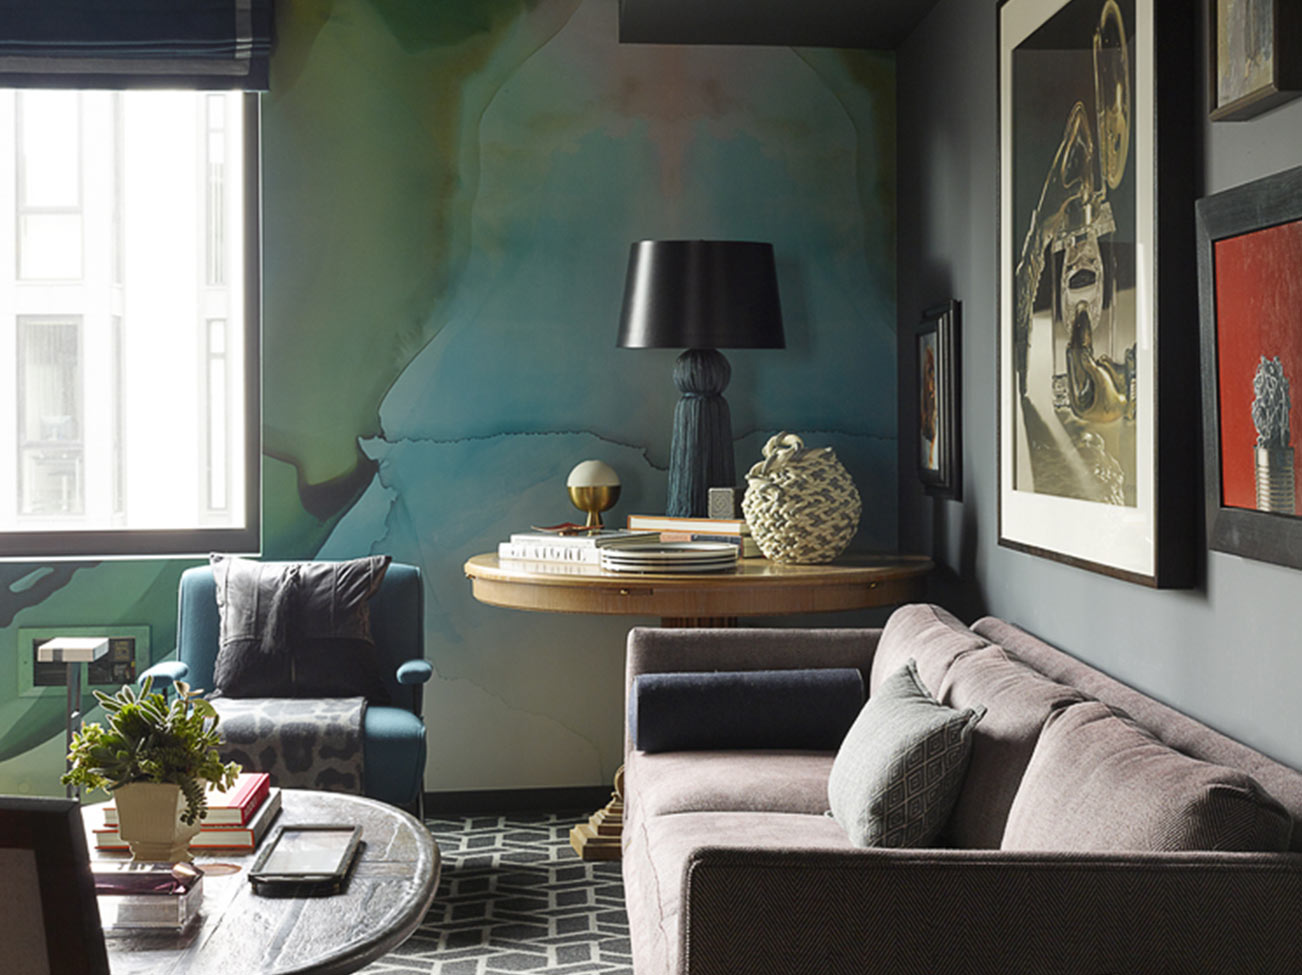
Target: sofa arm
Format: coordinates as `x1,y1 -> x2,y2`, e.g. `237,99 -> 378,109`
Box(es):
394,659 -> 432,718
681,847 -> 1302,975
138,660 -> 190,687
395,659 -> 432,685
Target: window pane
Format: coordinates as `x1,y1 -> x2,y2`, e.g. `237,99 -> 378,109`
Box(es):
207,318 -> 228,512
206,94 -> 226,286
18,213 -> 83,280
18,318 -> 83,516
18,91 -> 80,208
19,319 -> 80,443
112,315 -> 125,516
20,448 -> 84,516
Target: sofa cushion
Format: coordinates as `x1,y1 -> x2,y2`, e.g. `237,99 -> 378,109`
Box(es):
828,659 -> 986,848
869,603 -> 989,697
1002,701 -> 1293,853
210,554 -> 392,703
626,750 -> 837,821
624,810 -> 854,975
629,668 -> 864,752
936,645 -> 1085,848
974,615 -> 1302,854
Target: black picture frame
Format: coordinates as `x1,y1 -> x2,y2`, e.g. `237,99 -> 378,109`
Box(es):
0,796 -> 110,975
916,300 -> 962,500
1208,0 -> 1302,121
997,0 -> 1197,588
1196,164 -> 1302,570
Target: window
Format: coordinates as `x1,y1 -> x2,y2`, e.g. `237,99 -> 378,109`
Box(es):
0,90 -> 260,558
16,91 -> 83,281
17,316 -> 83,516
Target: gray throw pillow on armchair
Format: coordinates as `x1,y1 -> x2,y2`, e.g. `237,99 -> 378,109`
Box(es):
210,554 -> 392,703
828,659 -> 986,848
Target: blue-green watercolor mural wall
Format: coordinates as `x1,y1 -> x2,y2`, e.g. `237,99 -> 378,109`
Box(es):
0,0 -> 895,795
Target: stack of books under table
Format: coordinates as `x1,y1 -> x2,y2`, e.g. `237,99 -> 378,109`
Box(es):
94,771 -> 282,854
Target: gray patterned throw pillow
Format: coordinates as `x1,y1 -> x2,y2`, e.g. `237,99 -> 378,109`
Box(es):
828,658 -> 986,848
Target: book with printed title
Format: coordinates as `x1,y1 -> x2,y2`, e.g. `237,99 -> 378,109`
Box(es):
499,529 -> 660,564
507,530 -> 659,548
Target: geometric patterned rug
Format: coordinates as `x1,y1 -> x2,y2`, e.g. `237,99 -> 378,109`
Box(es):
357,811 -> 633,974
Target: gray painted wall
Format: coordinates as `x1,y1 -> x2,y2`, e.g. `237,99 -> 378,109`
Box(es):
897,0 -> 1302,770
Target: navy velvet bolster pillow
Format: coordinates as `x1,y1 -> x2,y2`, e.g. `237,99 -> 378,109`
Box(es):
630,668 -> 866,753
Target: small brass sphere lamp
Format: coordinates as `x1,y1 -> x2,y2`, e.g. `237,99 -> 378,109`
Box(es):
567,460 -> 621,529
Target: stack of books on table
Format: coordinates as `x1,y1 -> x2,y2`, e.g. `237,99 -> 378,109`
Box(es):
497,529 -> 660,565
94,771 -> 282,853
625,514 -> 762,558
93,861 -> 204,931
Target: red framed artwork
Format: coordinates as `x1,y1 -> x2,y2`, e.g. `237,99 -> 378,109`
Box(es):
1197,164 -> 1302,569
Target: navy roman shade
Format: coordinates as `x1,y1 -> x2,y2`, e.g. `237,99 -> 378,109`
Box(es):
0,0 -> 274,89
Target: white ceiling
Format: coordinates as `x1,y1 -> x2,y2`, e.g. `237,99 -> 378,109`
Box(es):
618,0 -> 944,49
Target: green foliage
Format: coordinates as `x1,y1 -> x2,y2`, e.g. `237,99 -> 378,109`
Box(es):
62,678 -> 241,825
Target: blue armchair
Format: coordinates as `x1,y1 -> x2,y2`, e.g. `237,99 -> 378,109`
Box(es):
142,562 -> 430,813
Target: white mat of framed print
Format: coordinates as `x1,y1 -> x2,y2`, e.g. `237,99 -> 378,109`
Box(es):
998,0 -> 1197,587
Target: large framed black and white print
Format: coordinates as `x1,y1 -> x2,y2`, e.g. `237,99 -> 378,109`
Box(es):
998,0 -> 1197,587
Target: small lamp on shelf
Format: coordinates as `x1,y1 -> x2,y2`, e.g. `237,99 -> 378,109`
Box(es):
616,240 -> 785,517
567,460 -> 621,529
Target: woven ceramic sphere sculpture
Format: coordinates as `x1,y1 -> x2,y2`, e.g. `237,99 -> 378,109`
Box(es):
742,432 -> 862,563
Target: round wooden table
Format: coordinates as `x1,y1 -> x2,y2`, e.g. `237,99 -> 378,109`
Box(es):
463,551 -> 933,626
91,790 -> 440,975
464,550 -> 933,858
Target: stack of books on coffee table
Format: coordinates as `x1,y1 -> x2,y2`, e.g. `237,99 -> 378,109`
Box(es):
94,771 -> 282,853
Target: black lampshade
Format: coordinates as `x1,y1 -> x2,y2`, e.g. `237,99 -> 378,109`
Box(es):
616,240 -> 785,350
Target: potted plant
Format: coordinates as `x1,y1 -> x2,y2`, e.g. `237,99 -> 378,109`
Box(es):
63,676 -> 240,862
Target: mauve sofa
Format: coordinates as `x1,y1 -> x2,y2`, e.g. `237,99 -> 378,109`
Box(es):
621,604 -> 1302,975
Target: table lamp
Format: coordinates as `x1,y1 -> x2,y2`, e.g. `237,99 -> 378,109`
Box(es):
567,459 -> 621,529
617,240 -> 785,517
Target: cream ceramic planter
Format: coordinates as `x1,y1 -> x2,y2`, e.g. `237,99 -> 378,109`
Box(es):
114,782 -> 201,862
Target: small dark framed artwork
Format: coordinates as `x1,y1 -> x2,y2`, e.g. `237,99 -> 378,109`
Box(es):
1209,0 -> 1302,121
916,300 -> 961,500
1197,163 -> 1302,570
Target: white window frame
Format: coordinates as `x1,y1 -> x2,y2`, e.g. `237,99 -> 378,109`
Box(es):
0,93 -> 260,559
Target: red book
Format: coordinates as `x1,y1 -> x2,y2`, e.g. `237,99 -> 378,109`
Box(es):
103,772 -> 270,827
95,788 -> 282,852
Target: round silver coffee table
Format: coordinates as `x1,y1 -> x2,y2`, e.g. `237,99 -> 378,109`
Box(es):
89,790 -> 440,975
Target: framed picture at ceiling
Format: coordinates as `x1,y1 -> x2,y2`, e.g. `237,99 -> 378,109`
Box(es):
916,300 -> 961,500
997,0 -> 1197,587
1208,0 -> 1302,121
1196,164 -> 1302,570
